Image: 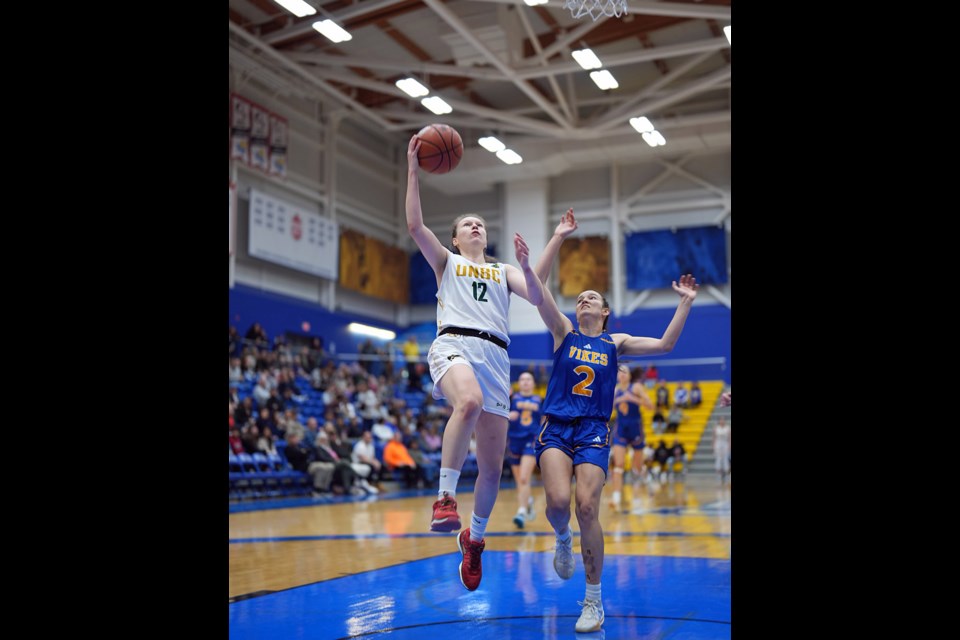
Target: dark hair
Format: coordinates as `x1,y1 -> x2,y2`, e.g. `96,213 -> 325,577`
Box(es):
450,214 -> 493,262
600,293 -> 610,331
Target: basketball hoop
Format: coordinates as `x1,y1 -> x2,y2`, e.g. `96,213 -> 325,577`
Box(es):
564,0 -> 628,22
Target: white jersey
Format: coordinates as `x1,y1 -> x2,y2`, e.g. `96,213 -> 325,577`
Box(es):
436,251 -> 511,345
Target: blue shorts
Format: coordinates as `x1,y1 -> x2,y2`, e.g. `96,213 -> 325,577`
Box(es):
506,435 -> 536,462
535,416 -> 611,477
612,421 -> 645,449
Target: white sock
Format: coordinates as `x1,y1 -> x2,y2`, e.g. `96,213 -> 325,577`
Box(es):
557,528 -> 573,545
585,582 -> 601,603
438,468 -> 460,499
611,491 -> 621,503
470,512 -> 488,541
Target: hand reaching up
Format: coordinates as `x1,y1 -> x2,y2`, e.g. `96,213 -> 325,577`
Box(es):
672,274 -> 699,302
514,233 -> 531,270
553,208 -> 578,239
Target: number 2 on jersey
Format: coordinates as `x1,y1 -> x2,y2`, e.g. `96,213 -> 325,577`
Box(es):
572,365 -> 595,397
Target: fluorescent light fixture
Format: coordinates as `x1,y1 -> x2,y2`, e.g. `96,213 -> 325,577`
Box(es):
395,78 -> 429,98
723,25 -> 731,44
589,70 -> 619,90
313,19 -> 352,43
478,136 -> 505,153
523,0 -> 548,5
348,322 -> 396,341
421,96 -> 453,115
572,48 -> 603,70
273,0 -> 317,17
496,149 -> 523,165
629,116 -> 655,133
641,131 -> 667,147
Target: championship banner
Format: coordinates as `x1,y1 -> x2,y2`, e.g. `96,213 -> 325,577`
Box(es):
247,189 -> 339,280
229,182 -> 237,257
249,103 -> 270,173
339,228 -> 410,304
558,236 -> 610,298
269,114 -> 288,179
230,94 -> 250,164
231,94 -> 288,179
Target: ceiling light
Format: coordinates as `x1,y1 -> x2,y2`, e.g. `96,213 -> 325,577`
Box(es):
572,48 -> 603,70
496,149 -> 523,165
421,96 -> 453,115
629,117 -> 655,133
641,131 -> 666,147
523,0 -> 548,5
273,0 -> 317,18
589,70 -> 619,90
313,19 -> 352,43
478,136 -> 505,153
396,78 -> 430,98
348,323 -> 396,341
723,25 -> 731,44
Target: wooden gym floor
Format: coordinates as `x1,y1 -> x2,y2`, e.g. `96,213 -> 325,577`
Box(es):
229,473 -> 731,639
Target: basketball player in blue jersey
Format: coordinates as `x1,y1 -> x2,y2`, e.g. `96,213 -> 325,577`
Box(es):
406,135 -> 545,592
530,208 -> 699,633
609,365 -> 654,507
507,371 -> 543,529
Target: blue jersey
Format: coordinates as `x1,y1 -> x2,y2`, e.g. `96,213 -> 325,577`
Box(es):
542,331 -> 618,422
508,393 -> 543,439
614,387 -> 644,429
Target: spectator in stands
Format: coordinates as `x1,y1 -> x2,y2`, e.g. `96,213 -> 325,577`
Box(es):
264,387 -> 285,419
689,381 -> 702,408
284,432 -> 335,495
233,397 -> 254,429
257,427 -> 278,456
666,405 -> 685,434
673,383 -> 690,409
643,364 -> 659,388
651,410 -> 666,435
229,325 -> 243,358
653,440 -> 671,481
252,374 -> 271,408
667,438 -> 687,479
245,322 -> 269,347
229,426 -> 244,455
713,417 -> 731,484
720,392 -> 731,407
240,424 -> 261,455
402,335 -> 421,391
355,379 -> 387,429
229,358 -> 243,383
352,430 -> 383,490
655,381 -> 670,410
383,429 -> 419,488
314,430 -> 360,495
408,437 -> 437,488
255,408 -> 277,440
420,423 -> 442,453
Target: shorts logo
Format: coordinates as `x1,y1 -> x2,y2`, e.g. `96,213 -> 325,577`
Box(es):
496,401 -> 507,409
447,354 -> 463,361
592,436 -> 602,443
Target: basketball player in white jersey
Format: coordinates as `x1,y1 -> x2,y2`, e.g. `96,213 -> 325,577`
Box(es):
406,135 -> 545,591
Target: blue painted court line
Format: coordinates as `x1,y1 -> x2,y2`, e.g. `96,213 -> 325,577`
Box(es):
229,552 -> 730,639
229,530 -> 730,544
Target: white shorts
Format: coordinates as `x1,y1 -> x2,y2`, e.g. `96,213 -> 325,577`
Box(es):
428,333 -> 511,418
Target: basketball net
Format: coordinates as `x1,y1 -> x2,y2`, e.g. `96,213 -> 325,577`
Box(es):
564,0 -> 628,22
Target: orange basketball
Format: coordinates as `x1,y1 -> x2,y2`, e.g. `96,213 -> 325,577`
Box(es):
416,124 -> 463,174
